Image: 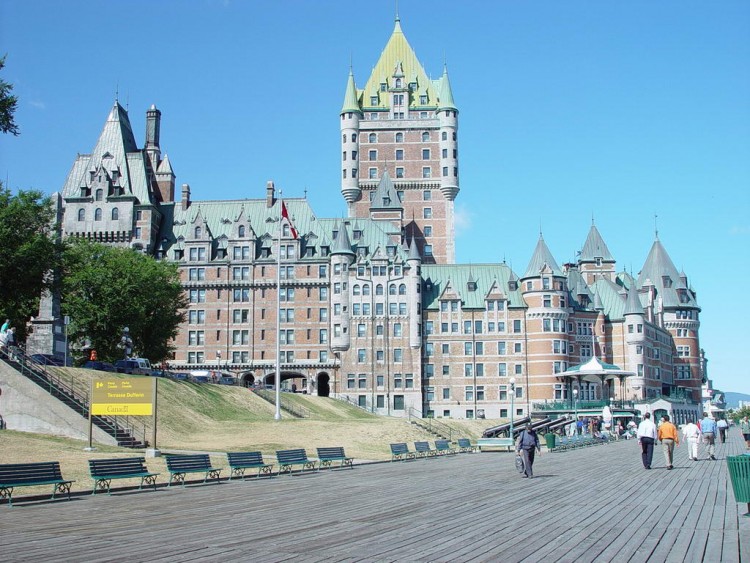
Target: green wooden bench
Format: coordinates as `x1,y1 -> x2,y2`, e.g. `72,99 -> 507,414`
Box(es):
0,461 -> 75,507
457,438 -> 476,453
414,441 -> 437,457
477,438 -> 515,452
276,449 -> 317,475
390,442 -> 416,461
435,440 -> 456,455
227,452 -> 273,480
166,454 -> 222,487
89,457 -> 159,495
316,447 -> 353,470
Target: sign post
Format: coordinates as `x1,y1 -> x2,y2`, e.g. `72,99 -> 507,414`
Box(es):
89,377 -> 159,456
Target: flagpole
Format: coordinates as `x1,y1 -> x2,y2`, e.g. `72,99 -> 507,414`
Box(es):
275,191 -> 283,421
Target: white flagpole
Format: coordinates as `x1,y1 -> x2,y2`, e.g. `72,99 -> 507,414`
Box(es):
274,192 -> 283,421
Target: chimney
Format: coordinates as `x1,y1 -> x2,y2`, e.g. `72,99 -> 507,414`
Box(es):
266,180 -> 275,208
145,105 -> 161,175
181,183 -> 191,210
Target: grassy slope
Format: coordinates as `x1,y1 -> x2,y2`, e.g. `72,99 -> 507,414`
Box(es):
0,367 -> 492,494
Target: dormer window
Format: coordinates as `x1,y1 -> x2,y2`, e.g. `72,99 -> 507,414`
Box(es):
353,230 -> 362,240
468,280 -> 477,292
420,95 -> 428,105
596,257 -> 602,266
409,82 -> 417,91
370,96 -> 378,105
662,275 -> 672,288
380,82 -> 387,92
383,197 -> 391,206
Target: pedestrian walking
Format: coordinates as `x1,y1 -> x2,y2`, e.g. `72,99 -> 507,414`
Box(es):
637,412 -> 657,469
716,418 -> 728,444
682,419 -> 702,461
515,423 -> 541,478
700,412 -> 717,460
739,416 -> 750,450
0,318 -> 9,334
657,414 -> 679,469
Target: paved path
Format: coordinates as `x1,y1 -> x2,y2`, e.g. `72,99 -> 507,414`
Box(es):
2,432 -> 749,562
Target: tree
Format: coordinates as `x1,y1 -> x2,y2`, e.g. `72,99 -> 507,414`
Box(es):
61,241 -> 187,363
0,185 -> 58,338
0,55 -> 19,136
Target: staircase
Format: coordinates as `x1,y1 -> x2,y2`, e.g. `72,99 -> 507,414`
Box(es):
0,349 -> 146,448
251,388 -> 310,418
408,408 -> 453,440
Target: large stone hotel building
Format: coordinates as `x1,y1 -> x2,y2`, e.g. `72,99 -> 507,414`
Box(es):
50,18 -> 705,419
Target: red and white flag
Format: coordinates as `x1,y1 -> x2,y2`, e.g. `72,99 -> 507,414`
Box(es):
281,201 -> 298,239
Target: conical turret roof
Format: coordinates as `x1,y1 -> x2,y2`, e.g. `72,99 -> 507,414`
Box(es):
523,235 -> 563,278
437,64 -> 457,111
331,220 -> 355,256
370,170 -> 403,210
623,283 -> 645,316
341,68 -> 361,114
580,224 -> 614,262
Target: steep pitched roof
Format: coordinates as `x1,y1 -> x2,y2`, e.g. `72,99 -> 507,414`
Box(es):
523,235 -> 564,278
436,65 -> 457,111
340,69 -> 361,114
637,238 -> 699,309
61,101 -> 153,204
623,283 -> 645,316
580,224 -> 614,262
369,170 -> 403,210
331,219 -> 355,256
358,18 -> 441,111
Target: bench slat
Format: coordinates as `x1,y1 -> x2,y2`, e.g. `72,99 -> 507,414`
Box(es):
227,452 -> 273,479
276,449 -> 317,475
166,455 -> 222,487
316,447 -> 353,469
0,462 -> 74,507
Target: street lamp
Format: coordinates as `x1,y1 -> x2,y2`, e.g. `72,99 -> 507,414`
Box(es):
509,377 -> 517,440
573,388 -> 579,434
118,327 -> 132,359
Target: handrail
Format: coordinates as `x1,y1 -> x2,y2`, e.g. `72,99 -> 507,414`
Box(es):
251,388 -> 309,418
0,348 -> 145,447
408,407 -> 453,441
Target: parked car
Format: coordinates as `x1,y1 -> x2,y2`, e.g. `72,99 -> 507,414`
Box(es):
169,372 -> 189,381
189,370 -> 211,383
30,354 -> 65,366
83,360 -> 116,372
218,375 -> 237,385
114,357 -> 153,375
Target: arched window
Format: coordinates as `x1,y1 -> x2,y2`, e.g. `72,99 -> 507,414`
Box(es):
399,284 -> 407,295
94,208 -> 102,221
362,284 -> 371,296
351,133 -> 357,142
395,78 -> 402,88
422,132 -> 429,142
95,189 -> 103,201
376,284 -> 384,296
77,208 -> 85,221
111,208 -> 119,220
389,284 -> 397,295
195,226 -> 202,238
353,284 -> 360,296
395,132 -> 403,142
368,133 -> 376,143
238,225 -> 245,238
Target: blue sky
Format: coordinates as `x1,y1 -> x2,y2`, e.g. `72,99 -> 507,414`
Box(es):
1,1 -> 748,394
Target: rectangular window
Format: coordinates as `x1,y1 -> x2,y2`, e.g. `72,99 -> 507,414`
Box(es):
422,149 -> 430,160
396,149 -> 404,161
422,167 -> 431,178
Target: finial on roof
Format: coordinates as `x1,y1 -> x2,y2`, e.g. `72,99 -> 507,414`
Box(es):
395,0 -> 399,21
304,187 -> 308,199
591,213 -> 595,226
654,213 -> 659,240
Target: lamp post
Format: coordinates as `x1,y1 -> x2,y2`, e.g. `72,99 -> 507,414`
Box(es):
119,327 -> 132,359
509,377 -> 516,439
573,388 -> 579,434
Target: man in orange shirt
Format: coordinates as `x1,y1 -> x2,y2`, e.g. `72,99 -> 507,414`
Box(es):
658,414 -> 680,470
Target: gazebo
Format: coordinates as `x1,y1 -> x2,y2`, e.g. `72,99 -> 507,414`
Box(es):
561,355 -> 634,409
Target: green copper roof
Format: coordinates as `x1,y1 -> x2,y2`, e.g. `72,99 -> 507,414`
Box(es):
523,235 -> 564,278
359,18 -> 439,110
580,224 -> 614,262
421,263 -> 526,310
437,65 -> 457,111
340,69 -> 361,114
637,238 -> 699,310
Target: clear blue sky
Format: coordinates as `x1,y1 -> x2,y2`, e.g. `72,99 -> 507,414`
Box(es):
1,1 -> 748,394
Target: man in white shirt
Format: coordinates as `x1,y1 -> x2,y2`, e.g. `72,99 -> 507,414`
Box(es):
717,418 -> 729,444
682,419 -> 702,461
637,412 -> 658,469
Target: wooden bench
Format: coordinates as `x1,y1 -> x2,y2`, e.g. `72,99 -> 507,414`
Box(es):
457,438 -> 476,453
435,440 -> 456,455
390,442 -> 416,461
166,454 -> 222,487
414,441 -> 437,457
227,452 -> 273,480
316,447 -> 353,470
0,461 -> 74,507
276,449 -> 317,475
477,438 -> 515,452
88,457 -> 159,495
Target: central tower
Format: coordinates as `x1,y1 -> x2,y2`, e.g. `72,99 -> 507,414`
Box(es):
340,17 -> 459,264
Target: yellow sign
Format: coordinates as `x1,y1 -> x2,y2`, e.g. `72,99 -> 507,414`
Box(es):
91,377 -> 154,416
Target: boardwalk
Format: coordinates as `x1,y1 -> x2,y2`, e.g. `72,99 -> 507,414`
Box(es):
2,432 -> 749,562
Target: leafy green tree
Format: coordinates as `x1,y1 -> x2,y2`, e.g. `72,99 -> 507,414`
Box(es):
0,185 -> 57,338
0,55 -> 19,136
61,241 -> 187,363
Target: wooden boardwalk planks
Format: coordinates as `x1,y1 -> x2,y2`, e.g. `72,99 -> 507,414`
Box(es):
0,431 -> 748,562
